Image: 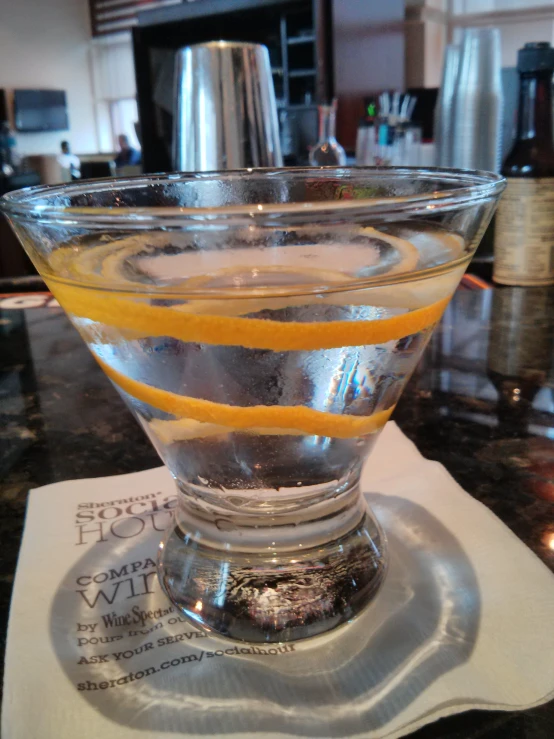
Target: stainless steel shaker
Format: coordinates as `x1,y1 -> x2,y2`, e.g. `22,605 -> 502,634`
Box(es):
173,41 -> 283,171
451,28 -> 503,172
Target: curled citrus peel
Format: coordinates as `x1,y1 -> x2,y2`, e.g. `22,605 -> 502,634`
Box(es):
49,231 -> 454,437
46,226 -> 456,351
96,356 -> 394,439
51,281 -> 449,352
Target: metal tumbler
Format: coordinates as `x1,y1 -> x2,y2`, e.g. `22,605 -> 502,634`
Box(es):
451,28 -> 503,173
173,41 -> 283,171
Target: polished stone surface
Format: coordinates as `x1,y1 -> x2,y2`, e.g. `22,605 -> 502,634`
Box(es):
1,285 -> 553,737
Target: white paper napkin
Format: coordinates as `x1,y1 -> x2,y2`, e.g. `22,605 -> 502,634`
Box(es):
3,422 -> 554,739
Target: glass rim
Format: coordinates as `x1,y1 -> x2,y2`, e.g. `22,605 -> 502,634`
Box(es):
0,167 -> 505,226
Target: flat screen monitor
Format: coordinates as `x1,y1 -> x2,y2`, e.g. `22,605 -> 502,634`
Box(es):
14,89 -> 69,133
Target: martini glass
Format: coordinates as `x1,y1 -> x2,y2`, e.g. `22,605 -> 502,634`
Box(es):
1,168 -> 504,642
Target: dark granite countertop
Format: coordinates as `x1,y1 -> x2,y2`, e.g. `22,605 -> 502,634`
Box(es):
1,284 -> 553,737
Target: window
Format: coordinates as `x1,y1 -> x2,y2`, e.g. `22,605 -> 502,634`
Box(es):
110,98 -> 141,150
91,32 -> 140,152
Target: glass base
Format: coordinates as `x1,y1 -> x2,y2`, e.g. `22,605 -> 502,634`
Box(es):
157,487 -> 387,643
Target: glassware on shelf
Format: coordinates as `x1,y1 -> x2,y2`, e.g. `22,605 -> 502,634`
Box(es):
355,102 -> 377,166
309,99 -> 346,166
434,44 -> 461,167
1,167 -> 504,643
357,94 -> 420,166
374,123 -> 422,166
451,28 -> 503,173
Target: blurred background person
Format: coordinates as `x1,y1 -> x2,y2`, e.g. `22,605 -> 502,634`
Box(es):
57,140 -> 81,179
115,134 -> 141,168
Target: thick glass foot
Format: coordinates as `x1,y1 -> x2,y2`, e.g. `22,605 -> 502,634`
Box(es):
158,488 -> 387,643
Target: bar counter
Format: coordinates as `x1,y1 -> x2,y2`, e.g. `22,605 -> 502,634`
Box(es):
1,283 -> 553,737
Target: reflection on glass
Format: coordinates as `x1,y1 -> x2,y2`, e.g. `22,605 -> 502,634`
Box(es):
487,286 -> 554,428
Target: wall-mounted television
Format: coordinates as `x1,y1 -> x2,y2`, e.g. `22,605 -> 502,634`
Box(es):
14,89 -> 69,133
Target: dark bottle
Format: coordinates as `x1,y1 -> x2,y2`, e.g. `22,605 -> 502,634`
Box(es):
493,42 -> 554,286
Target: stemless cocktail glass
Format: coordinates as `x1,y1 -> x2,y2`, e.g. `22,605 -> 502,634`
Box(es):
2,168 -> 504,642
